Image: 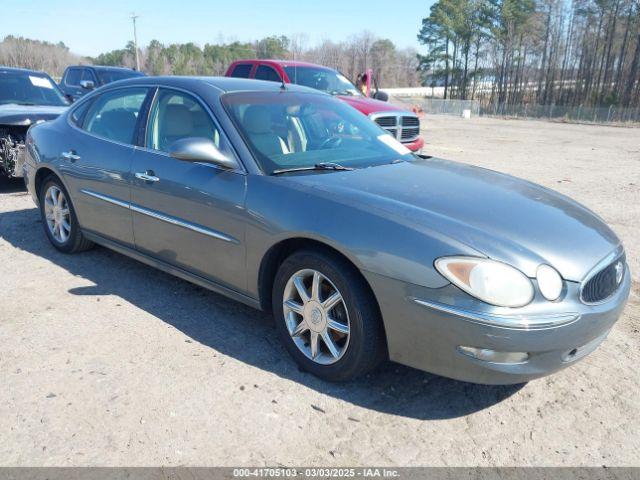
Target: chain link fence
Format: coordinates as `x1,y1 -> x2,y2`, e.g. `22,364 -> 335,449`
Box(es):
392,96 -> 640,124
481,103 -> 640,123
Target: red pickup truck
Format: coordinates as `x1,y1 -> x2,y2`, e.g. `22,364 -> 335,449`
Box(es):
225,60 -> 424,152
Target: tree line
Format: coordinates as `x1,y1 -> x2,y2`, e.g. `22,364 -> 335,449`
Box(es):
0,36 -> 83,77
418,0 -> 640,108
94,32 -> 421,88
0,33 -> 419,88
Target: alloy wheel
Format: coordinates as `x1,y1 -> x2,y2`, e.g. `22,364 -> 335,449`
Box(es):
282,269 -> 351,365
44,185 -> 71,243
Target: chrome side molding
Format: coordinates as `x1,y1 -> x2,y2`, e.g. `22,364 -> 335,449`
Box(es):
79,189 -> 238,244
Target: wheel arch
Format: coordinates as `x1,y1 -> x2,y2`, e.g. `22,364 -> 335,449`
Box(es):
257,236 -> 382,320
34,165 -> 67,201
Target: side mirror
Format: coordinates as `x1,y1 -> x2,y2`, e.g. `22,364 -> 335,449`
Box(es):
373,90 -> 389,102
168,137 -> 239,170
80,80 -> 95,90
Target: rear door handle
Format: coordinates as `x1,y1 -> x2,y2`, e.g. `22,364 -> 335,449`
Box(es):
61,151 -> 81,161
135,171 -> 160,183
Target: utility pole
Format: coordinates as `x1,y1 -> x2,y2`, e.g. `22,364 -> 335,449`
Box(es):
130,13 -> 140,71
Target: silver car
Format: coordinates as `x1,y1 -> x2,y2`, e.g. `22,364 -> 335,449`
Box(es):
23,76 -> 631,384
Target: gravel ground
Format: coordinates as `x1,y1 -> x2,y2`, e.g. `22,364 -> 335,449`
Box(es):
0,115 -> 638,467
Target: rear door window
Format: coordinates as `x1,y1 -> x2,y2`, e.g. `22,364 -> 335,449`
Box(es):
81,87 -> 148,144
255,65 -> 281,83
230,64 -> 252,78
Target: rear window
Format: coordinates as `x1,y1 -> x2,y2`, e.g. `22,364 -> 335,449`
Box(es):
230,64 -> 252,78
255,65 -> 281,83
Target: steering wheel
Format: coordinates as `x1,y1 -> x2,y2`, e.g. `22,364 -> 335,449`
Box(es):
319,136 -> 343,150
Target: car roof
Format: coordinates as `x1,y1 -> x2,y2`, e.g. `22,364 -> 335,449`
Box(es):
233,59 -> 334,71
67,65 -> 144,74
0,66 -> 50,76
110,75 -> 322,95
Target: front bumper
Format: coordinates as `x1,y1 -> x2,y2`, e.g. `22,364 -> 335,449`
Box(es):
403,136 -> 424,152
364,265 -> 631,384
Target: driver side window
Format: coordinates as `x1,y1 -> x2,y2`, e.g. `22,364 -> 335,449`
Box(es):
146,89 -> 221,153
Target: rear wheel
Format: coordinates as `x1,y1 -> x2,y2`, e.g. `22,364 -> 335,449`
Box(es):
273,249 -> 386,381
39,175 -> 94,253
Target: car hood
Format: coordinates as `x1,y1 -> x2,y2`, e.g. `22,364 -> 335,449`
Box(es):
0,104 -> 67,126
287,158 -> 621,281
336,95 -> 408,116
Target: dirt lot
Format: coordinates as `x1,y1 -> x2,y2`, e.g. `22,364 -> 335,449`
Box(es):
0,115 -> 638,467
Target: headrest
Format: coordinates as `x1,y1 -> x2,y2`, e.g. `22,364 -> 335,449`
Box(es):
242,105 -> 272,134
160,104 -> 194,137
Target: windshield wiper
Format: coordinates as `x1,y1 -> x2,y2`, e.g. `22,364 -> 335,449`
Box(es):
272,162 -> 354,175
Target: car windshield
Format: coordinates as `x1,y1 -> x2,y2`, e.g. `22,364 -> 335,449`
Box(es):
284,66 -> 361,97
222,91 -> 413,175
96,69 -> 143,84
0,71 -> 69,106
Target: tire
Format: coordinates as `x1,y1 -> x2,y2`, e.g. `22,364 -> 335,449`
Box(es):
272,249 -> 386,381
39,175 -> 94,253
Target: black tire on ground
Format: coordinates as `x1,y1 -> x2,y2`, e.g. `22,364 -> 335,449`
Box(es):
39,175 -> 94,254
272,249 -> 386,381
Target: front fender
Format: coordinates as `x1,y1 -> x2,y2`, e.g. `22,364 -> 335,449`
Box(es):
243,175 -> 482,299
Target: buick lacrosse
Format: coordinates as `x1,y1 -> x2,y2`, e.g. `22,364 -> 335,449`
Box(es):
24,77 -> 630,384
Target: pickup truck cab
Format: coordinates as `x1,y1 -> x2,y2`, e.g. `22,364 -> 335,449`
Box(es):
225,60 -> 424,152
59,65 -> 146,101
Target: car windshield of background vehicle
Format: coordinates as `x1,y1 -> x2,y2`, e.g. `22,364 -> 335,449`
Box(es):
96,70 -> 141,84
222,91 -> 413,175
0,72 -> 69,106
284,67 -> 361,97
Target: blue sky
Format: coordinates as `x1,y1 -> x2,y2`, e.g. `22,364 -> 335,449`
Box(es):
5,0 -> 434,57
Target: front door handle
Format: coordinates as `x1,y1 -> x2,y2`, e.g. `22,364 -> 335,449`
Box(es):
61,151 -> 81,162
135,170 -> 160,183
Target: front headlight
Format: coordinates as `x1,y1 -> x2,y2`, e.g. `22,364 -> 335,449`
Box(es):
435,256 -> 534,307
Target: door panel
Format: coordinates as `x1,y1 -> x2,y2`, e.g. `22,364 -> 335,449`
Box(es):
60,134 -> 135,246
130,152 -> 247,290
59,87 -> 149,247
130,87 -> 247,291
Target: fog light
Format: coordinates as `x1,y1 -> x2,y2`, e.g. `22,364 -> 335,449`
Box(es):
458,346 -> 529,364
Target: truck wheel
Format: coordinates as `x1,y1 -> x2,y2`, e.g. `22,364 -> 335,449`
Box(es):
39,175 -> 94,253
272,249 -> 386,381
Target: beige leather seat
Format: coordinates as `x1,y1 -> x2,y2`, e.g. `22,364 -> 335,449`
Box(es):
242,105 -> 289,156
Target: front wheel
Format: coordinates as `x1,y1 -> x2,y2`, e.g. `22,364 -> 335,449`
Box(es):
272,250 -> 386,381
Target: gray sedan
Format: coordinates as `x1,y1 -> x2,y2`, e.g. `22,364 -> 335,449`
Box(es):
23,76 -> 631,384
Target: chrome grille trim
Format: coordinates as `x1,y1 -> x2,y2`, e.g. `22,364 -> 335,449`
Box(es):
580,249 -> 626,305
369,111 -> 421,143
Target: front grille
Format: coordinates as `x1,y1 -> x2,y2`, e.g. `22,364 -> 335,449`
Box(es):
581,254 -> 626,304
373,114 -> 420,143
401,127 -> 420,140
374,116 -> 397,128
402,116 -> 419,127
